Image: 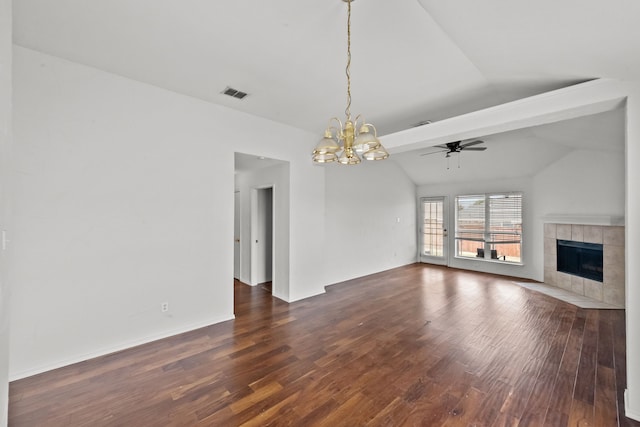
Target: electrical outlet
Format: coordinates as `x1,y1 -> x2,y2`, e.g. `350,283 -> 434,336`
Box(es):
161,302 -> 169,312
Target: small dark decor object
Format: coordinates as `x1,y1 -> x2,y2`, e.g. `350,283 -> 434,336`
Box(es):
476,248 -> 484,258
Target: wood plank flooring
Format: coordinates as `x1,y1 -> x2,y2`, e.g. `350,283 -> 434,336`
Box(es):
9,264 -> 640,426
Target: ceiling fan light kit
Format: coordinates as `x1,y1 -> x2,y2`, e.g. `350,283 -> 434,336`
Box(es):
312,0 -> 389,165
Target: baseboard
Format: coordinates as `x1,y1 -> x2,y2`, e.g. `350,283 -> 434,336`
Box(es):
324,261 -> 419,293
9,313 -> 234,381
286,287 -> 325,303
626,389 -> 640,422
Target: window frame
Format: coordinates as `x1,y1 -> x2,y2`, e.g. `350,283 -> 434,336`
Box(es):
454,192 -> 523,264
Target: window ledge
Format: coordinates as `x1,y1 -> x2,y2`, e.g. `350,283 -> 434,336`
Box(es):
454,255 -> 524,266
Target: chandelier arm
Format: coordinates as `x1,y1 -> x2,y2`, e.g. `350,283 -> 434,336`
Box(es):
327,117 -> 344,131
326,118 -> 344,141
365,123 -> 378,136
353,114 -> 363,129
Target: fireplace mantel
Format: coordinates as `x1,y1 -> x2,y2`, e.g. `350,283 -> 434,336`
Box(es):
542,214 -> 625,226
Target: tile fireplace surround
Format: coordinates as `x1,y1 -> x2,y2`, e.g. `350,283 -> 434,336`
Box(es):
544,223 -> 625,307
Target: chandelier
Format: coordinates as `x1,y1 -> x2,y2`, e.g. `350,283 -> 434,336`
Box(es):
312,0 -> 389,165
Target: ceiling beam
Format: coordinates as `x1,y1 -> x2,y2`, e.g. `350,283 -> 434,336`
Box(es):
382,78 -> 628,154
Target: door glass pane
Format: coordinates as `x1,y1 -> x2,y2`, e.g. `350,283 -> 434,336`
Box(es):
422,200 -> 444,257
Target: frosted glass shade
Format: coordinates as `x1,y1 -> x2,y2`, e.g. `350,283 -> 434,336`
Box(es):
312,151 -> 338,163
363,146 -> 389,161
337,148 -> 361,165
313,132 -> 341,155
353,125 -> 380,153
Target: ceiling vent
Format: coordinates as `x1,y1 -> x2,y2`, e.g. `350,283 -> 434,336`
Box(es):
222,86 -> 248,100
412,120 -> 433,127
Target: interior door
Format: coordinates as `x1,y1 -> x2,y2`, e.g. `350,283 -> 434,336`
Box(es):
234,191 -> 240,280
420,197 -> 448,265
255,187 -> 273,284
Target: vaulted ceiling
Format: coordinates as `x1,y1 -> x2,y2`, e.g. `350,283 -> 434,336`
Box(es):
13,0 -> 638,183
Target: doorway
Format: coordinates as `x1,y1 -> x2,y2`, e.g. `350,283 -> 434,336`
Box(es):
234,152 -> 290,301
420,196 -> 449,265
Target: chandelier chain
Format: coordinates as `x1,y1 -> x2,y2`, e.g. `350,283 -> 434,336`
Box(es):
345,0 -> 352,121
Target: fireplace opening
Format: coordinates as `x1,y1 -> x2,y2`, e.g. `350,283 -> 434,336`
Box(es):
556,239 -> 603,282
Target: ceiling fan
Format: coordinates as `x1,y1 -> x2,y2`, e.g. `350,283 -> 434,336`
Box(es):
420,140 -> 487,158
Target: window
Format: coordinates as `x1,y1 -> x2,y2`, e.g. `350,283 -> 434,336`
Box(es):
455,193 -> 522,263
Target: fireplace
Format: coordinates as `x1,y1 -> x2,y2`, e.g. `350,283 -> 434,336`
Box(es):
543,223 -> 625,307
556,239 -> 603,282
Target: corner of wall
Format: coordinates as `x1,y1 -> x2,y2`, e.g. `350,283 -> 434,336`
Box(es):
625,389 -> 640,422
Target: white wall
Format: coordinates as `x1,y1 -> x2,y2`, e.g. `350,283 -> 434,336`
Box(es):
532,149 -> 625,219
235,163 -> 290,301
625,86 -> 640,421
323,159 -> 417,285
10,47 -> 326,379
417,146 -> 625,282
0,0 -> 11,423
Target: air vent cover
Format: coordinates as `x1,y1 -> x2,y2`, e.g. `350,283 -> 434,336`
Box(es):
222,87 -> 248,99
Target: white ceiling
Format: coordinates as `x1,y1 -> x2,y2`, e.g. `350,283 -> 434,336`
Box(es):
13,0 -> 637,183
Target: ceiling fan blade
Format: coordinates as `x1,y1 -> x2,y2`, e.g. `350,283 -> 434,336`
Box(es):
462,147 -> 487,151
420,149 -> 448,156
433,144 -> 449,149
460,140 -> 484,148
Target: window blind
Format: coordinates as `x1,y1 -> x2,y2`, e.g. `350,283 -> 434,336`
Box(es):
489,194 -> 522,244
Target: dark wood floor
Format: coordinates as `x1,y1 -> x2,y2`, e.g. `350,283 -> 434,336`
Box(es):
9,264 -> 640,426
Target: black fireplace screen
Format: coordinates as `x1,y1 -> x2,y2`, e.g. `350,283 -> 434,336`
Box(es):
556,239 -> 603,282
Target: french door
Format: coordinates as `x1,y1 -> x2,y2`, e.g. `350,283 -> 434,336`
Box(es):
420,197 -> 448,265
